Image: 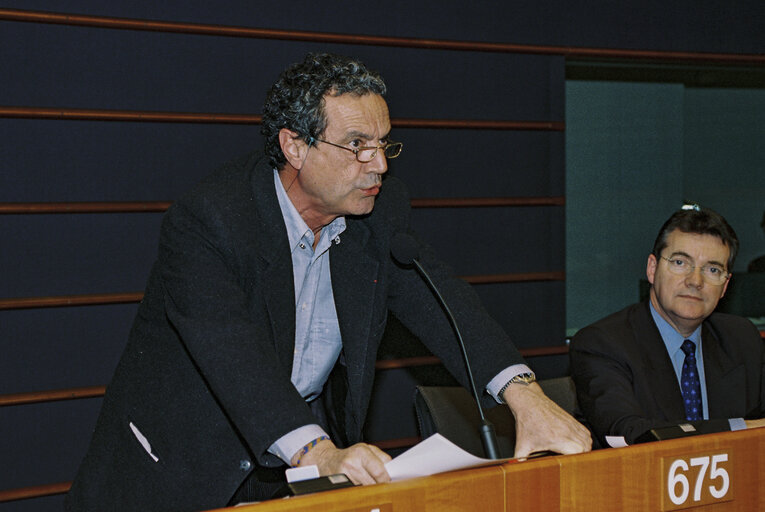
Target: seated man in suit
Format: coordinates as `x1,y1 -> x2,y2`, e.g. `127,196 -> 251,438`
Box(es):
570,206 -> 765,446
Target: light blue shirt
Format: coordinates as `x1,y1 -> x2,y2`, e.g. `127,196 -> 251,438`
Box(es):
649,302 -> 745,431
274,171 -> 346,401
268,169 -> 530,463
268,170 -> 345,462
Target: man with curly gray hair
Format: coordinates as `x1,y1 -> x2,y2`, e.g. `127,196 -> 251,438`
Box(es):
67,53 -> 590,512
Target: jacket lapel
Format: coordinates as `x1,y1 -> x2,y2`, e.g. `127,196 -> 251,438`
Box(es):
702,322 -> 745,418
631,303 -> 688,419
249,158 -> 296,370
329,219 -> 380,427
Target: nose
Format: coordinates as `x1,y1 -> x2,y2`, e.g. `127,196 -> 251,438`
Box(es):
365,147 -> 388,175
685,267 -> 704,287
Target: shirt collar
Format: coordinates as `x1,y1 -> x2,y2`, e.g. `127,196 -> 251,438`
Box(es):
273,169 -> 346,254
649,300 -> 702,355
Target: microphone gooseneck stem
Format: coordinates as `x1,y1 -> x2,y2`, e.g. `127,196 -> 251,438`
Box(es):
411,258 -> 501,459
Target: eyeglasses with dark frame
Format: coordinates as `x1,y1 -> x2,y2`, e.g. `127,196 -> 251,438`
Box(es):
309,136 -> 403,163
659,255 -> 730,285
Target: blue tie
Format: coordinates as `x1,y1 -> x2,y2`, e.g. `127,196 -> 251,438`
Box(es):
680,340 -> 703,421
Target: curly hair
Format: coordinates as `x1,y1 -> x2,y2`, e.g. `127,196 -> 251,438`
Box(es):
261,53 -> 387,169
652,206 -> 739,270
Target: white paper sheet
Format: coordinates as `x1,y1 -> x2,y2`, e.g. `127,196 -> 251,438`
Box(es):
384,433 -> 507,481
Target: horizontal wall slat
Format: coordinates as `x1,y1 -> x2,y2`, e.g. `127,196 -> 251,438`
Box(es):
0,106 -> 258,124
0,8 -> 763,65
0,482 -> 71,503
0,386 -> 106,407
410,197 -> 564,208
1,346 -> 567,407
1,435 -> 417,502
0,198 -> 563,214
0,201 -> 172,214
0,292 -> 144,310
0,106 -> 558,130
0,273 -> 564,310
373,436 -> 421,450
463,272 -> 565,284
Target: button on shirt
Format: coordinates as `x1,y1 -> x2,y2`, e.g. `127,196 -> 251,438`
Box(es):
268,170 -> 345,462
649,302 -> 745,430
267,169 -> 531,462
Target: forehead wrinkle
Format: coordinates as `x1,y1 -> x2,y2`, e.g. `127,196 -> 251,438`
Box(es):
323,94 -> 389,140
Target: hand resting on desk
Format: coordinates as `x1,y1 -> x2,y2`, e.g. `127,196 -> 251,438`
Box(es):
292,439 -> 392,486
504,382 -> 592,458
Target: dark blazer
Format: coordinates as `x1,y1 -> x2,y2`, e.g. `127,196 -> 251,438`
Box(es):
66,152 -> 523,512
570,301 -> 765,447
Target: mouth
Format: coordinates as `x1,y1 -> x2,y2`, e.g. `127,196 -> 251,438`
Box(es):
361,185 -> 381,197
678,294 -> 703,302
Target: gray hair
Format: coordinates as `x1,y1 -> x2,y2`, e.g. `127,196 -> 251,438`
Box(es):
261,53 -> 387,169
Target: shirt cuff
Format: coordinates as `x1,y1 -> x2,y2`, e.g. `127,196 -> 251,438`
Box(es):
486,364 -> 534,404
728,417 -> 747,431
267,424 -> 330,465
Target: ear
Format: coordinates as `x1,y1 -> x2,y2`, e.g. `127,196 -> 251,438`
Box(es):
646,254 -> 658,285
279,129 -> 309,170
720,273 -> 731,298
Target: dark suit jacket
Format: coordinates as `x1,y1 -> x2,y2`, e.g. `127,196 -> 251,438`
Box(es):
570,301 -> 765,447
66,152 -> 523,512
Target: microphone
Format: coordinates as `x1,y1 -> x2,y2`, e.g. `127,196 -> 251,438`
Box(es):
390,233 -> 501,459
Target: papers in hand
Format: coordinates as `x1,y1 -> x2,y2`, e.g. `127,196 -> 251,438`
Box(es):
384,433 -> 507,481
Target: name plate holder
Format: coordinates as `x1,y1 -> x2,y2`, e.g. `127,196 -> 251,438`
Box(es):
661,451 -> 734,510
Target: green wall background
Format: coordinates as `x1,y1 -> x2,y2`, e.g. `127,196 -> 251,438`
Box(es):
565,81 -> 765,330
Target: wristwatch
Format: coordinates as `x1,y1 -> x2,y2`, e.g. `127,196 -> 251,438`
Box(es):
498,372 -> 536,403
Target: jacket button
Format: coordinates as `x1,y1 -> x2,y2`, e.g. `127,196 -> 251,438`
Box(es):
239,460 -> 251,471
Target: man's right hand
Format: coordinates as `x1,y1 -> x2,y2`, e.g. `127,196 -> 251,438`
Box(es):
291,439 -> 392,485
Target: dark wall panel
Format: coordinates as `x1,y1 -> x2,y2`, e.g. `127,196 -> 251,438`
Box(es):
4,1 -> 759,509
410,207 -> 565,274
391,130 -> 564,198
3,1 -> 763,54
2,306 -> 137,392
0,400 -> 103,489
1,4 -> 567,507
0,119 -> 261,202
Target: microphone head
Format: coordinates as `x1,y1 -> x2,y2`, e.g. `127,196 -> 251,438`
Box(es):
390,233 -> 419,265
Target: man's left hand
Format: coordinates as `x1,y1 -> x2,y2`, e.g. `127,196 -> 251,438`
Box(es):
503,382 -> 592,458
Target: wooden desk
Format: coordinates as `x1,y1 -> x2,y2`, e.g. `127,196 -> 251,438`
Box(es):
215,428 -> 765,512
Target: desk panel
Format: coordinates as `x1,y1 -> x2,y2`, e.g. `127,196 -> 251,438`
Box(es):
218,463 -> 507,512
213,428 -> 765,512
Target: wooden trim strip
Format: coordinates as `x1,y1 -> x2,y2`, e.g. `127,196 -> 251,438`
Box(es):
520,345 -> 571,357
0,106 -> 556,131
0,106 -> 258,124
0,292 -> 144,310
410,197 -> 564,208
394,118 -> 564,131
0,482 -> 71,503
375,355 -> 441,370
374,346 -> 568,371
0,386 -> 106,407
373,436 -> 421,451
462,272 -> 565,284
0,272 -> 562,310
0,197 -> 562,214
0,201 -> 172,214
1,346 -> 568,407
0,8 -> 763,65
0,272 -> 563,310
